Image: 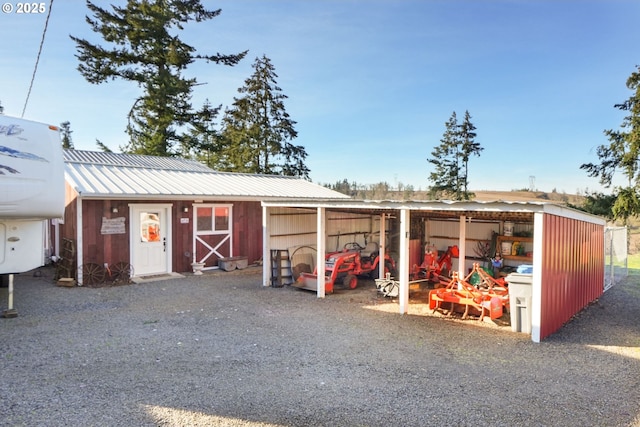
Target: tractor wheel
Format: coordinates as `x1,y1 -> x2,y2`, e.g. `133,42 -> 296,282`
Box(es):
343,274 -> 358,289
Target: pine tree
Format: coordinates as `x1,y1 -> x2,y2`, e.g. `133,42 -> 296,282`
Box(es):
60,121 -> 74,149
70,0 -> 247,156
581,65 -> 640,222
220,55 -> 309,178
427,110 -> 482,200
428,112 -> 460,199
459,110 -> 482,199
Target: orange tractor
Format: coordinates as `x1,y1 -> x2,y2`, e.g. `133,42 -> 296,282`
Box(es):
296,242 -> 396,293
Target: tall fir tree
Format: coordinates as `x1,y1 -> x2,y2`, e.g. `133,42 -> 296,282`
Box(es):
60,121 -> 74,149
427,110 -> 482,200
458,110 -> 482,199
581,65 -> 640,223
428,112 -> 460,199
70,0 -> 246,157
220,55 -> 309,178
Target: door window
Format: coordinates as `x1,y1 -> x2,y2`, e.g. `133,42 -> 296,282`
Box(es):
140,212 -> 161,242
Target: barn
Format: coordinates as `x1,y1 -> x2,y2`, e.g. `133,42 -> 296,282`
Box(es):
261,199 -> 607,342
55,150 -> 348,284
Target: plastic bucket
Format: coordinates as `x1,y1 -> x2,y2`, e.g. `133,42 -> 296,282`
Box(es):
501,241 -> 512,256
504,221 -> 514,236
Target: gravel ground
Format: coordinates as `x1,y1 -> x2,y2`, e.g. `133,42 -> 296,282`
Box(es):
0,266 -> 639,427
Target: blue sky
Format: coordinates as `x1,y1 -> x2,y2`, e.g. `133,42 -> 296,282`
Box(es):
1,1 -> 639,193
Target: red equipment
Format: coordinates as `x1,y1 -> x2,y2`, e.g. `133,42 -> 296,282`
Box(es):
296,241 -> 396,293
412,245 -> 459,283
428,263 -> 509,321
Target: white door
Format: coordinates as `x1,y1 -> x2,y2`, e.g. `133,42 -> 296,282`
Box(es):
131,204 -> 171,276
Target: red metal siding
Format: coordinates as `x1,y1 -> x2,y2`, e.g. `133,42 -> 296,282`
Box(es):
540,214 -> 604,340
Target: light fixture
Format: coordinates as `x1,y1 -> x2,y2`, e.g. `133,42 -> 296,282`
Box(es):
111,207 -> 119,213
182,206 -> 189,213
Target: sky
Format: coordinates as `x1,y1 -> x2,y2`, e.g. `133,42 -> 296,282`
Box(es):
1,0 -> 640,194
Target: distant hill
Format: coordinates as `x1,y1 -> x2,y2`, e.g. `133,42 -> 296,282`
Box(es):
471,190 -> 585,205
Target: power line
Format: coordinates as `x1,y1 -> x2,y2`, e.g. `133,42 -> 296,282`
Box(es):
21,0 -> 55,118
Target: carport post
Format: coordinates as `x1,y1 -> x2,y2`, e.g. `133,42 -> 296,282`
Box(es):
316,207 -> 326,298
458,215 -> 467,278
398,208 -> 409,314
262,205 -> 270,287
378,213 -> 387,279
531,212 -> 544,343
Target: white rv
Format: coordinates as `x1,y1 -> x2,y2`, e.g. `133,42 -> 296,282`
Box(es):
0,115 -> 64,275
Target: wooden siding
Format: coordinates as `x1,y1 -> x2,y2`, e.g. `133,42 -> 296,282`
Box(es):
231,201 -> 263,267
58,194 -> 263,275
540,214 -> 604,340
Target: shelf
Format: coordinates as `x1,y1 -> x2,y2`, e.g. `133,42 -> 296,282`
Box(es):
496,235 -> 533,262
497,235 -> 532,242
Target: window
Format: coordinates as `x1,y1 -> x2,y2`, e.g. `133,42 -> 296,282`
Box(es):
140,212 -> 160,242
215,207 -> 229,231
196,205 -> 230,232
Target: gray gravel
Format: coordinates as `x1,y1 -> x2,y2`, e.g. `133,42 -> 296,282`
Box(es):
1,266 -> 639,427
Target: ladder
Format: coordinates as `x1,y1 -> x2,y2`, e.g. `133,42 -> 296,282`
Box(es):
270,249 -> 293,287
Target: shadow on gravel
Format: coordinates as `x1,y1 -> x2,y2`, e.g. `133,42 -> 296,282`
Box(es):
1,266 -> 640,427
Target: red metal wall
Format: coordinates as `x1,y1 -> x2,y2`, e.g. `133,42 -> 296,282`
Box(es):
540,214 -> 604,340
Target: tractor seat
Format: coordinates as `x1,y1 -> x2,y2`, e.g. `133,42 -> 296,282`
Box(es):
360,241 -> 379,258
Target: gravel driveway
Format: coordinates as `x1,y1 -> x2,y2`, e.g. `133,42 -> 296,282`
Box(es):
1,267 -> 639,427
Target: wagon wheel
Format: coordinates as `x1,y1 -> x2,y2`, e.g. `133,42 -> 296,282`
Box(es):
110,262 -> 134,284
78,263 -> 106,286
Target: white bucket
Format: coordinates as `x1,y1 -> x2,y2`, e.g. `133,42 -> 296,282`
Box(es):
504,221 -> 514,236
501,241 -> 513,256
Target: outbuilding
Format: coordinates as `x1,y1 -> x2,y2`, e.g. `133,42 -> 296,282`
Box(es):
55,150 -> 348,283
261,199 -> 607,342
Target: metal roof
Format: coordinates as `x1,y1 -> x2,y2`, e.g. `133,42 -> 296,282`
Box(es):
261,198 -> 607,225
64,149 -> 350,200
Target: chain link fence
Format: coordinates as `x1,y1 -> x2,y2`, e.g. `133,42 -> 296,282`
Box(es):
604,226 -> 628,291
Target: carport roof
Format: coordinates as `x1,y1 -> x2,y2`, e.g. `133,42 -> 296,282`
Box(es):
262,198 -> 606,224
63,149 -> 350,201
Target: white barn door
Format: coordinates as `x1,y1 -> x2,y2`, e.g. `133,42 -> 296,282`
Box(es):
193,204 -> 233,270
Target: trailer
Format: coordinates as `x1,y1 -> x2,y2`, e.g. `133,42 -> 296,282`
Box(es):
0,115 -> 64,316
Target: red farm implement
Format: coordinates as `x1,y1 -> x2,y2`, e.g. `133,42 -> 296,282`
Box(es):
296,242 -> 396,293
411,245 -> 459,285
428,263 -> 509,321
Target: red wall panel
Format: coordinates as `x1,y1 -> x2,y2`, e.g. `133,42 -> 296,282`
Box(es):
539,214 -> 604,340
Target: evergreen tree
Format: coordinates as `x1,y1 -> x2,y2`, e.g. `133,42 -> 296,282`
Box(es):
427,110 -> 482,200
60,121 -> 74,149
220,55 -> 309,178
459,110 -> 482,199
427,112 -> 460,199
96,139 -> 113,152
0,100 -> 3,114
70,0 -> 247,157
581,65 -> 640,222
180,99 -> 222,164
